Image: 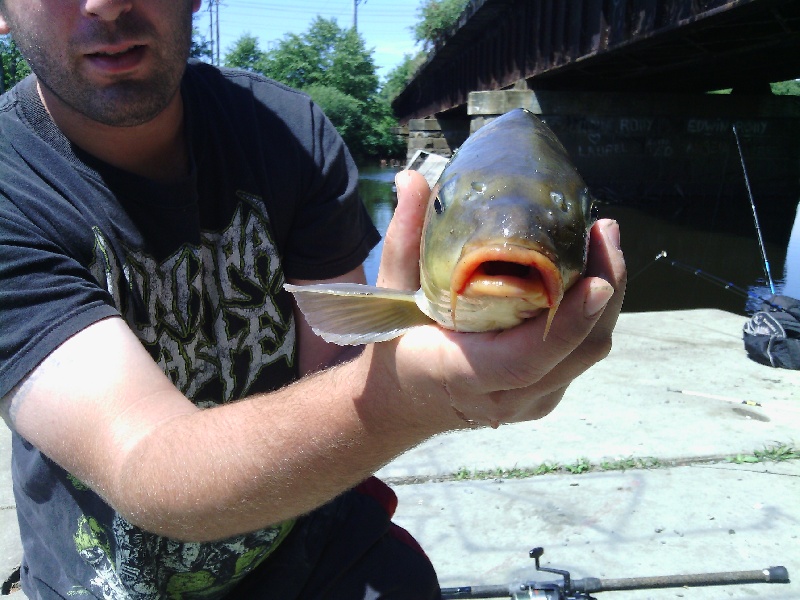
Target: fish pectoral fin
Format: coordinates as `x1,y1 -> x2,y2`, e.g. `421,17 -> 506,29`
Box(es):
284,283 -> 433,346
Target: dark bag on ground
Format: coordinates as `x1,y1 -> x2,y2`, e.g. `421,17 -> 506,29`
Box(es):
743,295 -> 800,370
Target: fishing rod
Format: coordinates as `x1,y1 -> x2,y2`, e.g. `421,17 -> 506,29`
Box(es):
637,251 -> 789,314
732,125 -> 776,294
442,547 -> 790,599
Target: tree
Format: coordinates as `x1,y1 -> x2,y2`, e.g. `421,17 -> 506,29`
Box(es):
0,34 -> 31,93
381,51 -> 427,102
327,27 -> 379,102
190,13 -> 213,62
259,17 -> 402,161
258,17 -> 377,95
223,34 -> 267,72
260,30 -> 321,90
304,84 -> 365,145
413,0 -> 469,50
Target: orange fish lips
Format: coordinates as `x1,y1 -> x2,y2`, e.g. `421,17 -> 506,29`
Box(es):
450,245 -> 565,337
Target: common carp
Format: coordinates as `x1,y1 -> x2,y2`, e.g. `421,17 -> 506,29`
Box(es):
285,108 -> 594,345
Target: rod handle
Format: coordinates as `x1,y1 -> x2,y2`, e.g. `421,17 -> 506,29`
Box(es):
573,566 -> 790,592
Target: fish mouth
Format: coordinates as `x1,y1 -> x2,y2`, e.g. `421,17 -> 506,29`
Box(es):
450,245 -> 564,335
452,245 -> 562,303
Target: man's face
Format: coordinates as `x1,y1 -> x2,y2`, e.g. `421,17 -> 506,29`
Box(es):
0,0 -> 201,127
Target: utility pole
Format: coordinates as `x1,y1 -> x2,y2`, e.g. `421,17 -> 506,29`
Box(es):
353,0 -> 366,33
208,0 -> 214,64
208,0 -> 221,65
215,0 -> 220,65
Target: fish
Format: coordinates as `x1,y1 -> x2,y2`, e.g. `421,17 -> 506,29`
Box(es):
284,108 -> 594,346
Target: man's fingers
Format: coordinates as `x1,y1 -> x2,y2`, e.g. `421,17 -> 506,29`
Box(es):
584,219 -> 627,338
430,271 -> 607,401
376,170 -> 430,291
491,220 -> 626,409
586,219 -> 625,291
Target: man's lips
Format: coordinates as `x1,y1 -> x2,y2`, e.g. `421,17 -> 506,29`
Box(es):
85,44 -> 147,73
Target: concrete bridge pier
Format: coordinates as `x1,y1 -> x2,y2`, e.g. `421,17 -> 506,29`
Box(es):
404,89 -> 535,163
467,88 -> 541,133
405,116 -> 469,163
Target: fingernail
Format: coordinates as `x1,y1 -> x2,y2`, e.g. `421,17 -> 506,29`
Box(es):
603,220 -> 621,251
584,283 -> 614,318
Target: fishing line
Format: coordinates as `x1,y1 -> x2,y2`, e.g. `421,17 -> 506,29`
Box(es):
627,253 -> 662,283
644,250 -> 789,313
733,125 -> 776,294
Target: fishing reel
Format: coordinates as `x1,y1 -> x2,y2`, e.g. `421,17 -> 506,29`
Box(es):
508,547 -> 594,600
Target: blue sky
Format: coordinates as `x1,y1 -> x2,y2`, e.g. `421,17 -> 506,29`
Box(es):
200,0 -> 425,79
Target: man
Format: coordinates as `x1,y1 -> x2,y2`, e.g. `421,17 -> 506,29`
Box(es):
0,1 -> 626,598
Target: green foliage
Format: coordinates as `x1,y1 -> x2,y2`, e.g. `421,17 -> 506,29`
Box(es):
327,27 -> 379,102
255,17 -> 402,161
564,457 -> 592,474
190,28 -> 213,62
304,84 -> 364,145
728,442 -> 799,464
413,0 -> 469,49
0,34 -> 31,93
260,17 -> 379,100
260,30 -> 320,89
447,444 -> 800,483
709,79 -> 800,96
770,79 -> 800,96
381,51 -> 427,102
223,34 -> 267,72
190,13 -> 212,62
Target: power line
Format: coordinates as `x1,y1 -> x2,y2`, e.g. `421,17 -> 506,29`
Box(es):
205,0 -> 421,69
354,0 -> 366,32
206,0 -> 221,65
217,2 -> 412,19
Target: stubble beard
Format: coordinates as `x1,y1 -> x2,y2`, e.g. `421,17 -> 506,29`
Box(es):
9,7 -> 194,127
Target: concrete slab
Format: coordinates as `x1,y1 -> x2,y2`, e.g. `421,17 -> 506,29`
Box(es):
378,309 -> 799,599
0,427 -> 22,597
377,309 -> 800,480
1,309 -> 797,598
392,462 -> 799,599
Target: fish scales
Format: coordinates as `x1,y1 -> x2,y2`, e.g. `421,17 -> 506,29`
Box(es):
285,108 -> 594,346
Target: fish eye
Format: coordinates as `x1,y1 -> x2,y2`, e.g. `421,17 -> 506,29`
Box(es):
433,195 -> 445,215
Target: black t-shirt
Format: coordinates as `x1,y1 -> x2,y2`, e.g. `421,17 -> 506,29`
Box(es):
0,62 -> 379,598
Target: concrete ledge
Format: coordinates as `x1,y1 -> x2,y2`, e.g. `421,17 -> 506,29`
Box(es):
3,309 -> 798,598
0,427 -> 22,598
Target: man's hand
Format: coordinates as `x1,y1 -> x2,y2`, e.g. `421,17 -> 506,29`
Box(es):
369,169 -> 626,429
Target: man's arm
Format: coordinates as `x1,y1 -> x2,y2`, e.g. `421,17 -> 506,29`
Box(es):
4,170 -> 625,544
4,312 -> 448,543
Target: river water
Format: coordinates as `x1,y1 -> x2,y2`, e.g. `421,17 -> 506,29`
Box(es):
357,165 -> 797,316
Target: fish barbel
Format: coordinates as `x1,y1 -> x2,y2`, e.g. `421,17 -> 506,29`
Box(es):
285,108 -> 594,345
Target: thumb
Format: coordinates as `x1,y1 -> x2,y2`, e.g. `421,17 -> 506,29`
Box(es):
377,170 -> 430,291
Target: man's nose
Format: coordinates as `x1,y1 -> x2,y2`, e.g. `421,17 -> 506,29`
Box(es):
82,0 -> 133,21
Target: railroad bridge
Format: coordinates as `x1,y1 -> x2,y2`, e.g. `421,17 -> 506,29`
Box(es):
392,0 -> 800,243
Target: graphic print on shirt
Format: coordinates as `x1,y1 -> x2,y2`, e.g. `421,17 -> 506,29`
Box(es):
82,191 -> 296,598
73,516 -> 128,599
89,190 -> 296,405
71,510 -> 292,599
